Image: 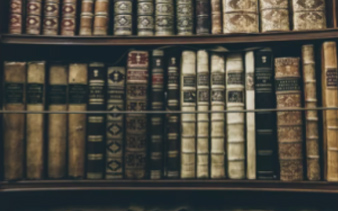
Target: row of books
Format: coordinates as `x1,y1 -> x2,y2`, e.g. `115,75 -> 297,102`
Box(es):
9,0 -> 327,36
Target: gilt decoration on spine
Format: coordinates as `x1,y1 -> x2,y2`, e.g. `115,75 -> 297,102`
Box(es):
138,0 -> 154,36
155,0 -> 174,35
43,0 -> 60,35
176,0 -> 194,35
114,0 -> 133,35
26,0 -> 42,35
61,0 -> 77,35
259,0 -> 290,32
292,0 -> 326,30
9,0 -> 23,34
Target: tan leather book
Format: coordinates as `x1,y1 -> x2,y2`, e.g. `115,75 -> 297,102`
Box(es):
61,0 -> 77,36
211,0 -> 222,34
43,0 -> 60,35
80,0 -> 94,36
9,0 -> 23,34
292,0 -> 326,30
26,0 -> 42,35
260,0 -> 290,32
94,0 -> 109,35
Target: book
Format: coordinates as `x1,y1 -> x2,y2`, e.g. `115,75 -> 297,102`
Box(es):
137,0 -> 154,36
222,0 -> 259,33
106,66 -> 125,179
322,41 -> 338,181
176,0 -> 193,35
275,57 -> 303,181
26,0 -> 42,35
226,53 -> 245,179
26,61 -> 45,180
9,0 -> 23,34
43,0 -> 60,35
196,0 -> 210,35
68,63 -> 88,179
260,0 -> 290,32
93,0 -> 109,35
3,62 -> 26,180
86,63 -> 106,179
211,0 -> 222,34
48,63 -> 67,179
155,0 -> 174,36
292,0 -> 326,30
80,0 -> 94,36
125,51 -> 149,179
180,50 -> 196,179
210,53 -> 226,179
61,0 -> 77,36
114,0 -> 133,35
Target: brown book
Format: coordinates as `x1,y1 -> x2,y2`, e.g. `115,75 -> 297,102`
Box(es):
3,62 -> 26,180
26,0 -> 42,35
292,0 -> 326,30
322,41 -> 338,181
93,0 -> 109,35
275,57 -> 303,181
9,0 -> 23,34
43,0 -> 60,35
61,0 -> 77,36
79,0 -> 94,36
68,63 -> 88,179
211,0 -> 222,34
26,61 -> 45,180
260,0 -> 290,32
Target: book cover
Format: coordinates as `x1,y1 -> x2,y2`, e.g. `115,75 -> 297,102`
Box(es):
43,0 -> 60,35
61,0 -> 77,36
211,0 -> 222,34
114,0 -> 133,35
9,0 -> 23,34
26,0 -> 42,35
176,0 -> 193,35
260,0 -> 290,32
196,0 -> 210,35
292,0 -> 326,30
80,0 -> 94,36
155,0 -> 174,36
93,0 -> 109,35
137,0 -> 154,36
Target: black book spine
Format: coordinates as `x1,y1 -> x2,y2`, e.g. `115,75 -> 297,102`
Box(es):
196,0 -> 210,35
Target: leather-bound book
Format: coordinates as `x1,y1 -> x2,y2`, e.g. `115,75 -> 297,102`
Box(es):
322,42 -> 338,181
180,51 -> 196,179
26,0 -> 42,35
93,0 -> 109,35
9,0 -> 23,34
125,51 -> 149,179
3,62 -> 26,180
68,63 -> 88,179
26,61 -> 45,180
137,0 -> 154,36
80,0 -> 94,36
226,53 -> 245,179
292,0 -> 326,30
61,0 -> 77,35
155,0 -> 174,35
176,0 -> 193,35
260,0 -> 290,32
106,66 -> 125,179
211,0 -> 222,34
43,0 -> 60,35
275,57 -> 303,181
302,45 -> 320,181
196,0 -> 210,35
86,63 -> 106,179
223,0 -> 259,33
210,53 -> 226,179
48,63 -> 67,179
196,50 -> 209,178
254,48 -> 278,180
114,0 -> 133,35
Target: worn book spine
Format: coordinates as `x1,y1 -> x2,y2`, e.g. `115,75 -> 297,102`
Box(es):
176,0 -> 193,35
210,53 -> 226,179
3,62 -> 26,180
26,61 -> 45,180
114,0 -> 133,35
196,0 -> 210,35
9,0 -> 23,34
137,0 -> 154,36
106,66 -> 125,179
80,0 -> 94,36
93,0 -> 109,35
61,0 -> 77,35
26,0 -> 42,34
292,0 -> 326,30
155,0 -> 174,35
43,0 -> 60,35
259,0 -> 290,32
322,42 -> 338,181
125,51 -> 149,179
226,53 -> 245,179
48,63 -> 67,179
211,0 -> 222,34
180,51 -> 196,179
87,63 -> 106,179
68,63 -> 88,179
275,57 -> 303,181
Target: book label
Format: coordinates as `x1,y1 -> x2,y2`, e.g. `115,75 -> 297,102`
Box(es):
48,85 -> 67,104
211,72 -> 225,85
168,71 -> 179,85
183,75 -> 196,87
69,84 -> 87,104
255,71 -> 272,89
326,68 -> 338,87
228,90 -> 244,103
275,79 -> 301,91
27,84 -> 44,104
228,72 -> 244,85
198,72 -> 209,86
211,90 -> 224,102
198,90 -> 209,102
5,83 -> 24,104
183,91 -> 196,103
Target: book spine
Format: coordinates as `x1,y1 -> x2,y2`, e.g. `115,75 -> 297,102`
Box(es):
48,63 -> 67,179
86,63 -> 106,179
43,0 -> 60,35
26,0 -> 42,35
26,61 -> 45,180
196,50 -> 209,178
93,0 -> 109,35
210,53 -> 225,179
125,51 -> 149,179
196,0 -> 210,35
68,63 -> 88,179
106,66 -> 125,179
137,0 -> 154,36
176,0 -> 193,35
3,62 -> 26,180
155,0 -> 174,36
211,0 -> 222,34
275,57 -> 303,181
114,0 -> 133,35
292,0 -> 326,30
259,0 -> 290,32
61,0 -> 77,36
9,0 -> 23,34
180,51 -> 196,179
226,53 -> 245,179
80,0 -> 94,36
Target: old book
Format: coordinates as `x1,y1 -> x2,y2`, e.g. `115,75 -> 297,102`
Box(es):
222,0 -> 259,33
43,0 -> 60,35
68,63 -> 88,179
106,66 -> 125,179
211,0 -> 222,34
114,0 -> 133,35
196,0 -> 210,35
210,53 -> 226,179
87,63 -> 106,179
48,63 -> 67,179
226,53 -> 245,179
176,0 -> 193,35
26,61 -> 45,180
80,0 -> 94,36
260,0 -> 290,32
26,0 -> 42,35
322,42 -> 338,181
61,0 -> 77,36
275,57 -> 303,181
196,50 -> 209,178
180,51 -> 196,179
137,0 -> 154,36
292,0 -> 326,30
302,45 -> 321,181
125,51 -> 149,179
93,0 -> 109,35
3,62 -> 26,180
9,0 -> 23,34
155,0 -> 174,35
254,48 -> 278,180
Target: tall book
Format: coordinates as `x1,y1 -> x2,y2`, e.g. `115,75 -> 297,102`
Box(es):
210,53 -> 226,179
176,0 -> 193,35
86,63 -> 106,179
254,48 -> 278,180
260,0 -> 290,32
93,0 -> 109,35
3,62 -> 26,180
48,63 -> 67,179
61,0 -> 77,35
26,61 -> 45,180
43,0 -> 60,35
114,0 -> 133,35
322,42 -> 338,181
137,0 -> 154,36
9,0 -> 23,34
68,63 -> 88,179
226,53 -> 245,179
275,57 -> 303,181
26,0 -> 42,35
180,51 -> 196,179
79,0 -> 94,36
196,0 -> 210,35
292,0 -> 326,30
211,0 -> 222,34
155,0 -> 174,35
106,66 -> 125,179
125,51 -> 149,179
